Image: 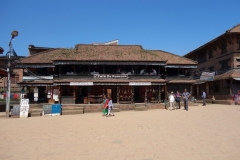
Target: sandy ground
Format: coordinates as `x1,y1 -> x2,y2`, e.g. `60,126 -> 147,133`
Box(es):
0,104 -> 240,160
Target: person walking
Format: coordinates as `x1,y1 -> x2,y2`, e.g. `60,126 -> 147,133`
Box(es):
102,95 -> 108,116
182,89 -> 190,111
175,91 -> 181,109
107,97 -> 114,117
168,91 -> 175,111
202,91 -> 206,106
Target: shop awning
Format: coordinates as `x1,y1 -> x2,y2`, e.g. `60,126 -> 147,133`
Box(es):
233,78 -> 240,81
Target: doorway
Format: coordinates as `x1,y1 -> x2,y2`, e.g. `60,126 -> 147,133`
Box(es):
134,87 -> 145,103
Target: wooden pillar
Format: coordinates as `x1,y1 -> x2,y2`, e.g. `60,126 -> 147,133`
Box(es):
144,87 -> 147,103
158,65 -> 160,75
164,85 -> 167,100
59,65 -> 61,76
117,86 -> 119,104
88,86 -> 90,104
131,86 -> 134,104
158,85 -> 161,103
103,87 -> 105,97
206,82 -> 209,97
196,84 -> 199,99
58,86 -> 61,104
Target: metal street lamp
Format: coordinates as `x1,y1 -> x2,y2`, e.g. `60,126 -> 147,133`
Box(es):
6,30 -> 18,117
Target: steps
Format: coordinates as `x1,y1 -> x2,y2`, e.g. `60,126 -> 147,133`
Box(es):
135,104 -> 147,111
61,106 -> 84,115
29,104 -> 43,117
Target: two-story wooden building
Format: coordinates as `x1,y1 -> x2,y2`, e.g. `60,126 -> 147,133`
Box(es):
16,40 -> 197,109
184,24 -> 240,101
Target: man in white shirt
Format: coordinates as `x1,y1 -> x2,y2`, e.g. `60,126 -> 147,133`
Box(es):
168,91 -> 175,111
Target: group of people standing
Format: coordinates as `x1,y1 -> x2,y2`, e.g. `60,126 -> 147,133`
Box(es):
168,89 -> 191,111
102,96 -> 115,117
168,89 -> 207,111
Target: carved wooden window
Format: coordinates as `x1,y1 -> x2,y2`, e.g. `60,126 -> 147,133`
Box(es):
219,58 -> 230,71
221,43 -> 227,54
197,51 -> 206,64
208,49 -> 213,59
237,37 -> 240,49
208,66 -> 214,71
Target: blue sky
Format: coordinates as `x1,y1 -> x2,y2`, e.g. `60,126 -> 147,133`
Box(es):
0,0 -> 240,56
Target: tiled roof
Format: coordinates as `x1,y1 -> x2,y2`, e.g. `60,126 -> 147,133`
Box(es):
227,24 -> 240,33
231,69 -> 240,78
18,80 -> 54,84
214,69 -> 240,80
184,24 -> 240,57
150,50 -> 197,65
20,45 -> 168,64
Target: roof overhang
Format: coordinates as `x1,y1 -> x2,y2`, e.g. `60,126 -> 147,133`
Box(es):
233,78 -> 240,81
53,61 -> 166,66
16,64 -> 55,68
164,65 -> 197,68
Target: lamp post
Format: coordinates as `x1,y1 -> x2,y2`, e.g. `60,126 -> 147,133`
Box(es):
6,30 -> 18,117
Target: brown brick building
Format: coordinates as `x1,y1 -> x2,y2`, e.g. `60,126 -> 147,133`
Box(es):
184,24 -> 240,102
16,40 -> 197,108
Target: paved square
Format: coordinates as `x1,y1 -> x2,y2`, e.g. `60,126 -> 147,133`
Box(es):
0,104 -> 240,160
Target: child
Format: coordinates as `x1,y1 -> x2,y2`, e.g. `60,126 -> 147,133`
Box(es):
107,97 -> 114,117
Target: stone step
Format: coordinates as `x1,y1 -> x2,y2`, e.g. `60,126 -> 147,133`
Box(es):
62,107 -> 84,110
113,108 -> 119,112
29,109 -> 42,113
61,110 -> 84,115
30,112 -> 42,117
135,106 -> 147,111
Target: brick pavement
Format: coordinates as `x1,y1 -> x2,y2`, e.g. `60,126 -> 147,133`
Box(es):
0,104 -> 240,160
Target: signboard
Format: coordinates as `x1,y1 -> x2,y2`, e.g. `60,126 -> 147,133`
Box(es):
129,82 -> 151,86
70,82 -> 93,86
20,99 -> 29,118
43,105 -> 52,115
11,105 -> 20,118
93,74 -> 128,79
23,76 -> 53,80
200,72 -> 215,81
20,105 -> 29,118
